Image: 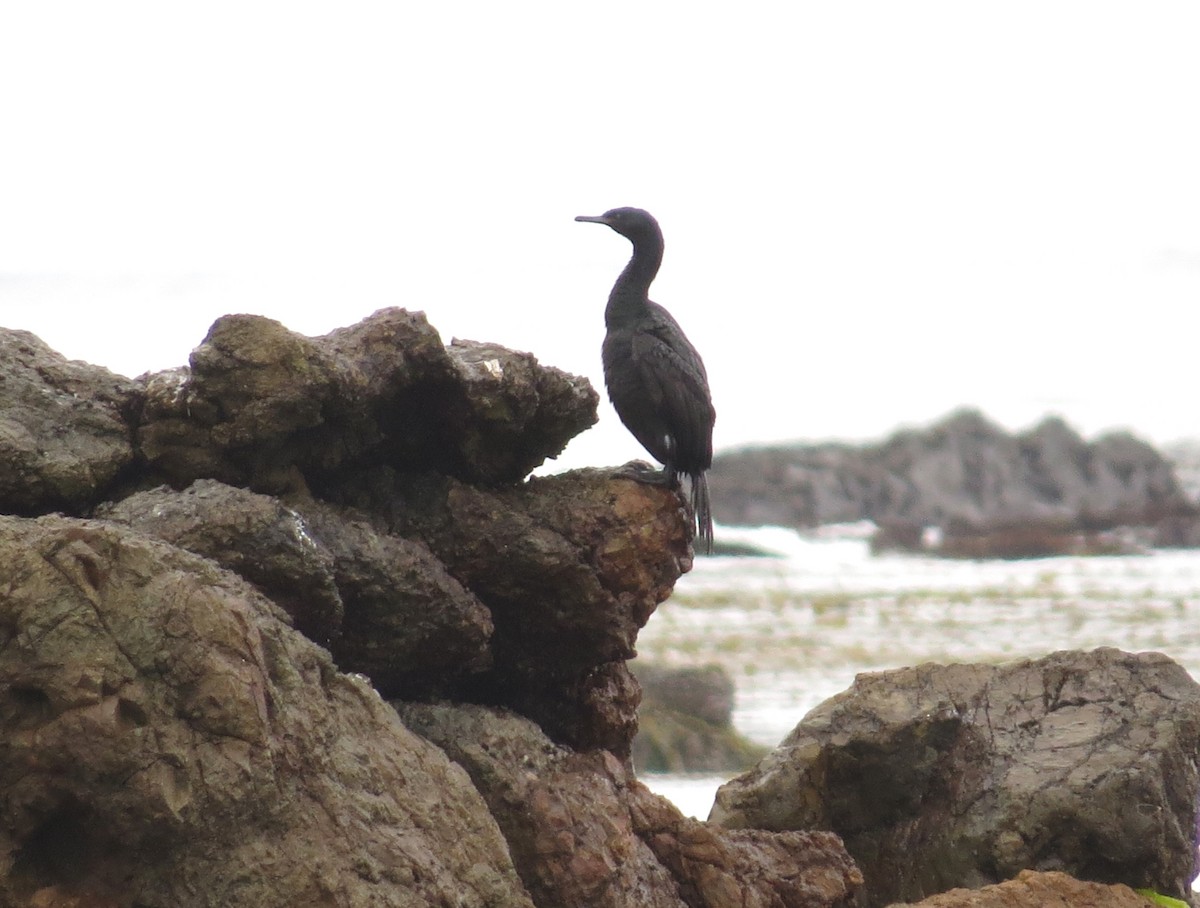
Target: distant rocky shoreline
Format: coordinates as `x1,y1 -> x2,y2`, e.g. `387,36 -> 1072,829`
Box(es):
710,408 -> 1200,558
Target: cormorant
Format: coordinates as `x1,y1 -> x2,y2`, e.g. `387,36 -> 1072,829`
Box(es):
575,207 -> 716,554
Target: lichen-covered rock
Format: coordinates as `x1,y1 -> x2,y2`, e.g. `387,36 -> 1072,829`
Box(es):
0,329 -> 138,515
137,308 -> 597,492
711,649 -> 1200,907
0,514 -> 534,908
397,702 -> 863,908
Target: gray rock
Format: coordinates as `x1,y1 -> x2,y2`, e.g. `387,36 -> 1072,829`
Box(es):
0,329 -> 138,514
710,410 -> 1189,538
711,648 -> 1200,907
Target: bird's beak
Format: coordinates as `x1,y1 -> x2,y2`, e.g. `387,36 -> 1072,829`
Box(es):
575,215 -> 609,224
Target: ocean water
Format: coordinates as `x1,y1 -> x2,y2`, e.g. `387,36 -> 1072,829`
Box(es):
638,523 -> 1200,824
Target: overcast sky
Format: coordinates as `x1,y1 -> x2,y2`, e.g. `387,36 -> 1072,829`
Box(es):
2,3 -> 1199,470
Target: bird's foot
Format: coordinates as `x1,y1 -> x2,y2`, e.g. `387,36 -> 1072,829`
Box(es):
609,460 -> 681,489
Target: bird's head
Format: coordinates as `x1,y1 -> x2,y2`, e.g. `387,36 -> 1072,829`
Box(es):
575,207 -> 661,243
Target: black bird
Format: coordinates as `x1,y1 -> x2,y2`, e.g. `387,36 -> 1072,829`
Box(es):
575,207 -> 716,553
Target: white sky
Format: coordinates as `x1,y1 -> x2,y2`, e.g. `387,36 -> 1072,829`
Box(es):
2,3 -> 1199,470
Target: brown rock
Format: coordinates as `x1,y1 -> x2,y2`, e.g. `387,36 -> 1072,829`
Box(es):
98,479 -> 345,643
0,514 -> 534,908
397,702 -> 863,908
137,308 -> 597,493
351,466 -> 693,755
711,649 -> 1200,907
885,869 -> 1160,907
298,496 -> 495,695
0,329 -> 137,515
97,479 -> 497,695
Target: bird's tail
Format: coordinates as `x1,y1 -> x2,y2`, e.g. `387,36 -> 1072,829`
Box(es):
691,471 -> 714,555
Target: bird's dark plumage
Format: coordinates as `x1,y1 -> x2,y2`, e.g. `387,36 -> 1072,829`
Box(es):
575,207 -> 716,553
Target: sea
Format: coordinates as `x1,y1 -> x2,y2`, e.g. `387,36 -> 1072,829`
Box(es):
637,522 -> 1200,827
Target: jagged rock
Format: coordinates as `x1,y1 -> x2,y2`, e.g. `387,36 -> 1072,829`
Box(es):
137,308 -> 597,494
330,465 -> 693,755
396,702 -> 864,908
97,480 -> 345,643
0,514 -> 535,908
710,410 -> 1190,544
885,869 -> 1161,908
0,329 -> 138,515
711,648 -> 1200,907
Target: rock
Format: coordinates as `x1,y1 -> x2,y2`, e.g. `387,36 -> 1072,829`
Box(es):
137,308 -> 597,493
0,514 -> 535,908
0,329 -> 138,515
710,648 -> 1200,907
637,664 -> 737,727
396,701 -> 864,908
633,707 -> 768,775
298,496 -> 496,696
632,664 -> 767,773
0,306 -> 776,905
930,520 -> 1148,559
1152,511 -> 1200,549
97,480 -> 497,693
710,410 -> 1191,547
885,869 -> 1161,908
97,480 -> 345,644
332,466 -> 693,755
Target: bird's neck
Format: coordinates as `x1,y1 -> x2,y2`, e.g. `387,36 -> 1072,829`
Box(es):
605,240 -> 663,327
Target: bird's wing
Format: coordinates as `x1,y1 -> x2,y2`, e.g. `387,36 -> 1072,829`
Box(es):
630,310 -> 715,469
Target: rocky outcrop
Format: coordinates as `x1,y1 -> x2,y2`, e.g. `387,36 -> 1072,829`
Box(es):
632,664 -> 767,773
0,514 -> 534,908
0,329 -> 138,515
710,410 -> 1193,552
711,648 -> 1200,908
135,311 -> 596,494
0,310 -> 861,907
